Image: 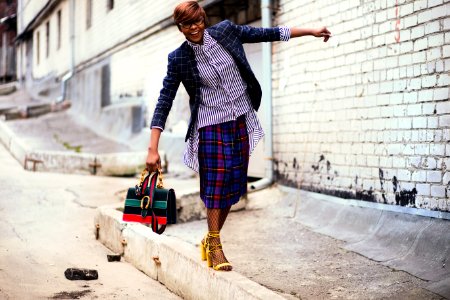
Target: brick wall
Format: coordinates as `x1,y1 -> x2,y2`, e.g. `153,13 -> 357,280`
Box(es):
272,0 -> 450,211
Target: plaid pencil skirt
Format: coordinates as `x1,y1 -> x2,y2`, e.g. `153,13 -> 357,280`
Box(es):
198,114 -> 250,209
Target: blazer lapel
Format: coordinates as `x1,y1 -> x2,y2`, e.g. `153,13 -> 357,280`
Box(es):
182,42 -> 200,85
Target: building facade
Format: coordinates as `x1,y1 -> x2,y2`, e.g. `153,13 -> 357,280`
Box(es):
15,0 -> 450,212
0,0 -> 17,83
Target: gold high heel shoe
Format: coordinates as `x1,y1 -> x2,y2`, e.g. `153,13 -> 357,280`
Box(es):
200,232 -> 211,261
205,231 -> 232,271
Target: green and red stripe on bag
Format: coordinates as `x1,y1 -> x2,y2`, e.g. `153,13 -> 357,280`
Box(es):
122,169 -> 177,234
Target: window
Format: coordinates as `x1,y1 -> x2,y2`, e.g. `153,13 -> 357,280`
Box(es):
204,0 -> 261,26
57,10 -> 61,49
46,21 -> 50,57
101,64 -> 111,107
36,31 -> 40,64
107,0 -> 114,11
86,0 -> 92,29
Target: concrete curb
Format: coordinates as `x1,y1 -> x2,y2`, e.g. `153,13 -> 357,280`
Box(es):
0,120 -> 14,147
94,205 -> 285,300
0,119 -> 148,176
0,81 -> 17,95
9,135 -> 30,164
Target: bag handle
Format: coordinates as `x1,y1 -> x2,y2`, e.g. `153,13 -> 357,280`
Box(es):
139,168 -> 166,234
138,168 -> 164,190
148,170 -> 167,234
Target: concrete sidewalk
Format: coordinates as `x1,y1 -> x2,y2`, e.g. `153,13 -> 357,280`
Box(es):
97,180 -> 450,300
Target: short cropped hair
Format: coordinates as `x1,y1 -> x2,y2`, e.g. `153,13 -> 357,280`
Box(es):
173,1 -> 207,29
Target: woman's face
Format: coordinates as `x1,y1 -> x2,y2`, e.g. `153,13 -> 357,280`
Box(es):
179,17 -> 205,44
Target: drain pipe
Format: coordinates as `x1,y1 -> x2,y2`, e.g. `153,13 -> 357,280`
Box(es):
57,71 -> 72,102
249,0 -> 274,192
57,0 -> 75,103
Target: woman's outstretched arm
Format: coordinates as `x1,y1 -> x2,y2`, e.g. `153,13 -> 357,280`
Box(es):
290,26 -> 331,42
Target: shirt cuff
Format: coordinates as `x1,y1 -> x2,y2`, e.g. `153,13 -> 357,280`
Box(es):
279,26 -> 291,42
151,126 -> 164,132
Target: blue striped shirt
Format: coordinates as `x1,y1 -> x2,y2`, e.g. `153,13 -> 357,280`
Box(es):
182,27 -> 291,172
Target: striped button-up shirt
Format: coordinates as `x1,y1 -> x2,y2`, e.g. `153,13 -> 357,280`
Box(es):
182,28 -> 290,172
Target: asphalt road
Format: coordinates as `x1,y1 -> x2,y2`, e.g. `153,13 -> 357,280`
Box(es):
0,144 -> 180,300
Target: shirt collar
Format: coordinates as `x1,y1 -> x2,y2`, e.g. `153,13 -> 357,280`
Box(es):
187,30 -> 214,50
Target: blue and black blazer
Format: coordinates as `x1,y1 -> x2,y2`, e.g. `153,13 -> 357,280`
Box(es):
151,20 -> 284,142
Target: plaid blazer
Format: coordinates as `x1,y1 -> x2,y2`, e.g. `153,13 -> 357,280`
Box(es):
151,20 -> 282,142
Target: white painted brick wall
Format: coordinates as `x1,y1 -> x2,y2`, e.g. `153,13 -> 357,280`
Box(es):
273,0 -> 450,212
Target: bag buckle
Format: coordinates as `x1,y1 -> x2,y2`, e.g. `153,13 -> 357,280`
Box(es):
140,196 -> 151,209
140,196 -> 151,218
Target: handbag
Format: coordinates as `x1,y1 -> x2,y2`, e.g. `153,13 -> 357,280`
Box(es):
122,169 -> 177,234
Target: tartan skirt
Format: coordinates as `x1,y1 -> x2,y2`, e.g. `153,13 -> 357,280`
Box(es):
198,114 -> 250,209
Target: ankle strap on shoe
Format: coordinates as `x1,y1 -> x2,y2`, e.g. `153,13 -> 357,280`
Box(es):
207,231 -> 220,240
207,231 -> 220,238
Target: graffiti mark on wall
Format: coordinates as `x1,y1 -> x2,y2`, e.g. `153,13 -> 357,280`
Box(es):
392,176 -> 417,207
275,155 -> 420,208
311,154 -> 325,171
310,154 -> 338,183
394,0 -> 401,42
379,168 -> 387,204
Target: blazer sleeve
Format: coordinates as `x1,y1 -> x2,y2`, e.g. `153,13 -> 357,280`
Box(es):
229,20 -> 282,44
150,52 -> 181,130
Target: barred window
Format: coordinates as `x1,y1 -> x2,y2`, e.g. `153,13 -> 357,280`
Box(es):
36,31 -> 40,64
86,0 -> 92,29
57,10 -> 61,49
107,0 -> 114,11
203,0 -> 261,26
46,21 -> 50,57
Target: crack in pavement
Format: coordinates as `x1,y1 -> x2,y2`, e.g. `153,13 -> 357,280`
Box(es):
1,219 -> 26,243
65,188 -> 97,209
0,288 -> 11,300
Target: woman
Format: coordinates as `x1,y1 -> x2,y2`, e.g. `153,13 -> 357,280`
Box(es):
146,1 -> 330,271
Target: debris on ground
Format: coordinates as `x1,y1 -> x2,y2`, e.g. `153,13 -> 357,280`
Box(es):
51,290 -> 92,299
64,268 -> 98,280
107,254 -> 121,262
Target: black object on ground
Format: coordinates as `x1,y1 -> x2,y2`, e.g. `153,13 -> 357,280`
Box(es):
107,254 -> 121,262
64,268 -> 98,280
